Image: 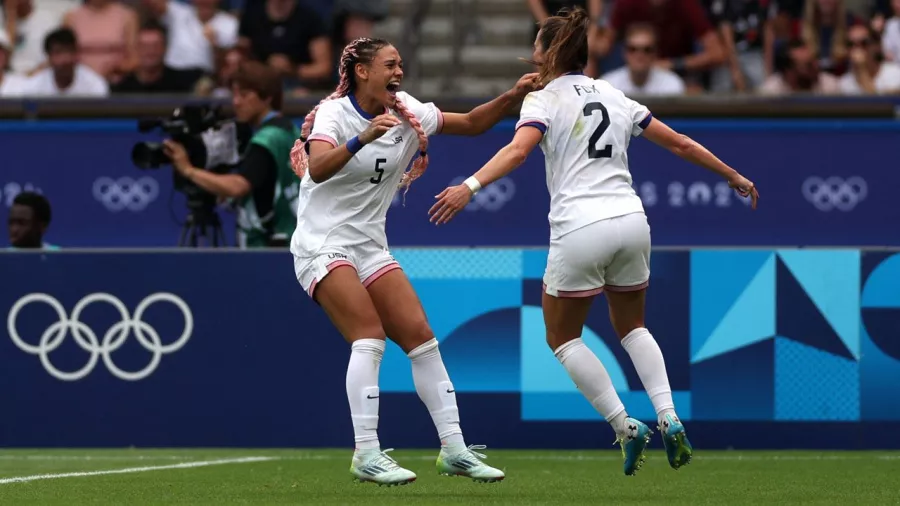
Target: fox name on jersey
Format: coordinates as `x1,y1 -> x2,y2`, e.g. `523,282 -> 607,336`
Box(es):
290,91 -> 443,258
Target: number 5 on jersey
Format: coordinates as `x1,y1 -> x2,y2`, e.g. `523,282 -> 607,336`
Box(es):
583,102 -> 613,159
371,158 -> 387,184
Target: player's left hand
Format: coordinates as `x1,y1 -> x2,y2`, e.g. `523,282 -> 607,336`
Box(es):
429,184 -> 473,225
162,139 -> 191,174
513,72 -> 541,97
728,174 -> 759,210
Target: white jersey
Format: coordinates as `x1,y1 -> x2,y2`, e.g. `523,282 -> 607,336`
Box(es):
516,73 -> 652,240
289,91 -> 443,258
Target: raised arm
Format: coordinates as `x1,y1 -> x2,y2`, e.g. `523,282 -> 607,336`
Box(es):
642,117 -> 759,208
428,125 -> 543,224
440,73 -> 540,136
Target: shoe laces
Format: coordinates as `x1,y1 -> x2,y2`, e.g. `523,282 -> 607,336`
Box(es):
459,444 -> 488,461
370,448 -> 401,471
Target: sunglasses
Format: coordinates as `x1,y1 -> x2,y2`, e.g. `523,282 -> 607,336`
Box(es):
626,45 -> 655,54
848,39 -> 870,48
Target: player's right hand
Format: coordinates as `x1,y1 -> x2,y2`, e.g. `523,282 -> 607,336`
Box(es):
359,114 -> 402,144
728,174 -> 759,209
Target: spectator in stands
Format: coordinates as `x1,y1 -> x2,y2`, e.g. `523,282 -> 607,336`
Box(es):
759,38 -> 841,93
63,0 -> 138,83
140,0 -> 238,73
0,0 -> 76,75
602,0 -> 726,91
601,23 -> 686,94
0,28 -> 28,96
801,0 -> 858,75
708,0 -> 773,92
840,22 -> 900,92
880,0 -> 900,61
113,20 -> 205,93
528,0 -> 603,76
197,45 -> 242,97
238,0 -> 331,90
7,192 -> 58,250
333,0 -> 388,41
21,27 -> 108,96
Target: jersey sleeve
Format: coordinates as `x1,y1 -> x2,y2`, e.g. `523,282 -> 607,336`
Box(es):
515,91 -> 551,136
308,101 -> 346,147
625,95 -> 653,137
398,92 -> 444,136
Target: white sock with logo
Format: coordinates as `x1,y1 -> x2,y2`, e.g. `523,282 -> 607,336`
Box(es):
347,339 -> 385,451
554,338 -> 629,436
620,328 -> 677,429
408,338 -> 466,449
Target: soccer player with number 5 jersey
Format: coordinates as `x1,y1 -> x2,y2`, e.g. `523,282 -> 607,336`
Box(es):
431,8 -> 759,476
288,37 -> 539,486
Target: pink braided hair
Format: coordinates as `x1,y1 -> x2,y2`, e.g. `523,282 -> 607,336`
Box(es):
289,38 -> 430,194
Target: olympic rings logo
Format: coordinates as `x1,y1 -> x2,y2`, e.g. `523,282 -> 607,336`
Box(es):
92,177 -> 159,212
801,176 -> 868,212
7,293 -> 193,381
449,176 -> 516,212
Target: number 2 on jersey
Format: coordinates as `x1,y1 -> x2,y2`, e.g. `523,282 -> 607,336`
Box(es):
583,102 -> 613,159
370,158 -> 387,184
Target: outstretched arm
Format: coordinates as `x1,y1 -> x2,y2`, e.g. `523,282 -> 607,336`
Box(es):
428,125 -> 543,224
441,73 -> 540,136
642,118 -> 759,208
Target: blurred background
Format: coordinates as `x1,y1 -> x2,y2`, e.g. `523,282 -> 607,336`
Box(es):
1,0 -> 899,451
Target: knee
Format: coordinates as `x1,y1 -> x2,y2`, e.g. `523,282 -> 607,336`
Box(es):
546,330 -> 581,353
398,319 -> 434,354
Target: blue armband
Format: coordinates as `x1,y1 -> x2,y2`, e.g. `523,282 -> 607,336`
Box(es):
346,136 -> 364,154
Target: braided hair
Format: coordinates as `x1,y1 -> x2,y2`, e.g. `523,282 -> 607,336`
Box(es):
290,38 -> 430,192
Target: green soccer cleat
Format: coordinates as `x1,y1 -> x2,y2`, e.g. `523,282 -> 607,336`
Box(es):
615,417 -> 653,476
436,444 -> 505,483
659,413 -> 693,470
349,448 -> 417,486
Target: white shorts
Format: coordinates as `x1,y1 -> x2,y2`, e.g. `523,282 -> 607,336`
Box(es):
543,212 -> 651,298
293,240 -> 401,298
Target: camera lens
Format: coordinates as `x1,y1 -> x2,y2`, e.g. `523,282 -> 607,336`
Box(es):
131,142 -> 170,170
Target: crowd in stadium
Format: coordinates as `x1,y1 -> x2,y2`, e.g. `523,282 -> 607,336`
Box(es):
1,0 -> 899,98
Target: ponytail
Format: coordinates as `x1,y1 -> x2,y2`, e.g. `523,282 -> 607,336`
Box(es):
538,7 -> 591,85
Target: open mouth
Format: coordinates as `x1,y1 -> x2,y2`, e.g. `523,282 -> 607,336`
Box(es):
387,81 -> 401,95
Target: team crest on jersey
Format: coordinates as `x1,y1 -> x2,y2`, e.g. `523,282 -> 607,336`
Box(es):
393,136 -> 403,144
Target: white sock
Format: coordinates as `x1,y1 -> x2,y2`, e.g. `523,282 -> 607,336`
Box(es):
408,338 -> 466,449
347,339 -> 385,451
554,338 -> 628,436
621,328 -> 677,428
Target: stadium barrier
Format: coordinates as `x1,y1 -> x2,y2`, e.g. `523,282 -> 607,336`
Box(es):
2,248 -> 899,450
2,115 -> 899,248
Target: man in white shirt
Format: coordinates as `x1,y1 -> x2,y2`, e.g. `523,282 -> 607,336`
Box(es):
600,24 -> 686,96
21,27 -> 108,97
841,23 -> 900,95
0,29 -> 28,96
141,0 -> 238,73
0,0 -> 76,74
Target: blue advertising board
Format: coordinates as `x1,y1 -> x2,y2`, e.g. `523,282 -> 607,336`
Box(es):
1,248 -> 899,449
1,119 -> 898,248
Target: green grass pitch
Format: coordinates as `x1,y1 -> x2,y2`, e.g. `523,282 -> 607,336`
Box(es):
1,449 -> 897,505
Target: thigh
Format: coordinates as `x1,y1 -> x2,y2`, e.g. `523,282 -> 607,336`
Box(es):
366,268 -> 433,354
605,213 -> 651,292
294,251 -> 386,342
542,290 -> 595,350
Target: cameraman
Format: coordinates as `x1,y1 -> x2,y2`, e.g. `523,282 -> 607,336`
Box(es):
163,61 -> 301,247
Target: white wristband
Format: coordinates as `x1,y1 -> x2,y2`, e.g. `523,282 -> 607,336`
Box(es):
463,176 -> 482,195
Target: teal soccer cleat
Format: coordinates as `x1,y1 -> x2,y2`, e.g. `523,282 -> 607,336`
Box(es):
659,413 -> 693,470
615,417 -> 652,476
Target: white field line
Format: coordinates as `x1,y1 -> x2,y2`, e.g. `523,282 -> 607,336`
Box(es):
1,454 -> 898,463
0,456 -> 276,485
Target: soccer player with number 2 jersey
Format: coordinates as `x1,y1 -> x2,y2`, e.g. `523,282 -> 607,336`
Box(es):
431,7 -> 759,477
